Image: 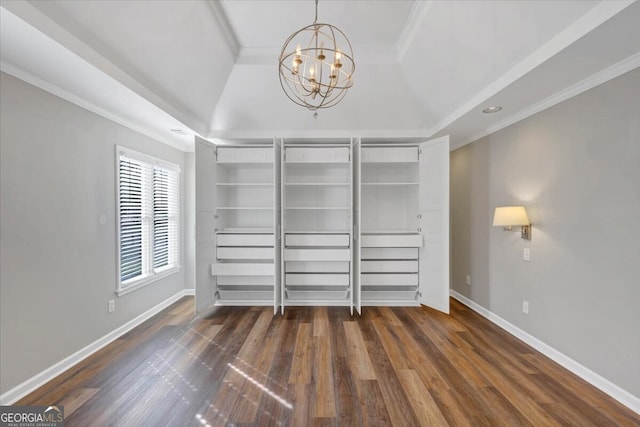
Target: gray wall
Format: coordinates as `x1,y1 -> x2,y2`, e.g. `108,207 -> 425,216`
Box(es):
0,72 -> 190,395
451,68 -> 640,397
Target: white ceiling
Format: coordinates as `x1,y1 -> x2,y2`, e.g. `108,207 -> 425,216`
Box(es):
1,0 -> 639,151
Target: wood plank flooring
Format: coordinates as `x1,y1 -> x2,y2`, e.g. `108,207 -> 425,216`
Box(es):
18,298 -> 640,426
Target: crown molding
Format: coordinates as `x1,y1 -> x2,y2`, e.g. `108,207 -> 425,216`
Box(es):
207,0 -> 241,61
207,128 -> 432,141
396,0 -> 434,60
453,52 -> 640,150
1,61 -> 193,152
430,0 -> 636,140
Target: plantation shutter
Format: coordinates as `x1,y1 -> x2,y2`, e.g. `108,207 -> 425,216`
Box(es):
153,165 -> 179,270
118,147 -> 179,289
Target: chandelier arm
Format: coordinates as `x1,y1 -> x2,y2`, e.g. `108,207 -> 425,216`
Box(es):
280,59 -> 313,96
284,76 -> 318,108
293,72 -> 314,97
320,87 -> 348,109
279,75 -> 310,109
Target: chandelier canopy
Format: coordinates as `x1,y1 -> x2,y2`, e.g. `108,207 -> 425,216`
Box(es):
278,0 -> 355,111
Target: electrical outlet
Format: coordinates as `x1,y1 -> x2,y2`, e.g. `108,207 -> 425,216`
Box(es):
522,300 -> 529,314
523,248 -> 531,261
108,299 -> 115,313
466,275 -> 471,286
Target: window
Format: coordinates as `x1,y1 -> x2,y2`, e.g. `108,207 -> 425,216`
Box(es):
117,147 -> 180,294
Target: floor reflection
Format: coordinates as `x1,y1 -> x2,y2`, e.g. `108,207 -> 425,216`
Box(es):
143,308 -> 293,426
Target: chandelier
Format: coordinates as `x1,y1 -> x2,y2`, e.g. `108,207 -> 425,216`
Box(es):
278,0 -> 355,111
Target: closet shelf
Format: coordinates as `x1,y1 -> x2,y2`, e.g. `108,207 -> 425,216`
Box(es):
285,229 -> 351,234
361,161 -> 419,165
285,161 -> 350,165
216,183 -> 274,186
216,228 -> 274,234
285,206 -> 350,210
361,182 -> 418,186
285,182 -> 350,186
217,206 -> 274,210
361,230 -> 421,235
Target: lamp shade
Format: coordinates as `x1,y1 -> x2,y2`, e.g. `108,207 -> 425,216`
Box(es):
493,206 -> 529,226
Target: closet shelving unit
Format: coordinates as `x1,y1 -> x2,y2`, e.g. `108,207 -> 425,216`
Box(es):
196,135 -> 449,314
359,145 -> 423,305
282,142 -> 353,307
210,143 -> 281,308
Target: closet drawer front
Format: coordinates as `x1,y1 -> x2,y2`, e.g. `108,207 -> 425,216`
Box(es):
286,273 -> 349,286
211,263 -> 274,276
218,290 -> 273,301
361,273 -> 418,287
285,234 -> 349,247
285,261 -> 349,273
286,290 -> 348,301
217,247 -> 273,260
361,248 -> 418,260
284,249 -> 351,261
361,234 -> 422,248
361,146 -> 418,163
217,233 -> 274,247
217,147 -> 272,163
361,260 -> 418,273
285,147 -> 349,163
217,276 -> 273,286
362,290 -> 418,301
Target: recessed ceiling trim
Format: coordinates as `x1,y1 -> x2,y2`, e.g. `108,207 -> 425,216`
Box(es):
1,1 -> 210,136
1,60 -> 193,152
237,45 -> 399,66
452,52 -> 640,150
429,0 -> 636,139
397,0 -> 434,60
207,0 -> 240,61
207,128 -> 432,140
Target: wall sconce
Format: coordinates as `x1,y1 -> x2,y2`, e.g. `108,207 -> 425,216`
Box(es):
493,206 -> 531,240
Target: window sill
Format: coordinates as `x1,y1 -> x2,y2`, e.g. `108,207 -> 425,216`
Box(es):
117,266 -> 181,297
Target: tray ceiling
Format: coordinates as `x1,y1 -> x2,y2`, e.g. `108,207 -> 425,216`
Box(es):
1,0 -> 639,151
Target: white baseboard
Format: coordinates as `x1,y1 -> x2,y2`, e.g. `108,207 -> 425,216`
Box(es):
183,288 -> 195,296
0,289 -> 194,405
450,290 -> 640,415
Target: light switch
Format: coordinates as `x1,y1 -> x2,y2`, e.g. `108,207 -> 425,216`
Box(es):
523,248 -> 530,261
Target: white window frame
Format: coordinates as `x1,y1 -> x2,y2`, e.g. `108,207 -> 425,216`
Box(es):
116,146 -> 181,296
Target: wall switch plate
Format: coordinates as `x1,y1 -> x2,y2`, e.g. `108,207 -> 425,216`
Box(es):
523,248 -> 531,261
522,300 -> 529,314
108,299 -> 115,313
466,275 -> 471,286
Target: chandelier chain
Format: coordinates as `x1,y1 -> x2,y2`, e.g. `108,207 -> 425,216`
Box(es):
314,0 -> 318,24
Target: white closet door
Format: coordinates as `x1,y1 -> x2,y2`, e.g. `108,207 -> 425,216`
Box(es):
274,139 -> 282,314
280,139 -> 286,314
195,137 -> 218,311
418,136 -> 450,313
352,139 -> 361,314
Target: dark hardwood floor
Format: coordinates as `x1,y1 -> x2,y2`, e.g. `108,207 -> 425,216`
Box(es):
18,297 -> 640,426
